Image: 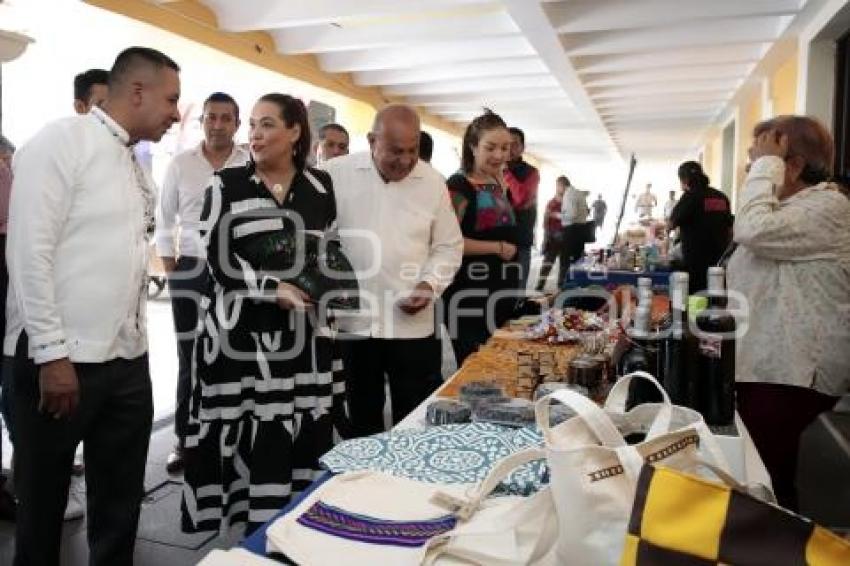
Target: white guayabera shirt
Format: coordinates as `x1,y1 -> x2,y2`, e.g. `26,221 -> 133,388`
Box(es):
728,156 -> 850,397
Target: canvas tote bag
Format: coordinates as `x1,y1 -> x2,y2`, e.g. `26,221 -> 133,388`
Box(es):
621,463 -> 850,565
535,371 -> 733,566
267,448 -> 557,566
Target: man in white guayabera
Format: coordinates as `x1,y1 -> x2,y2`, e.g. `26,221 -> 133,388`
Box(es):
6,47 -> 181,566
324,104 -> 463,437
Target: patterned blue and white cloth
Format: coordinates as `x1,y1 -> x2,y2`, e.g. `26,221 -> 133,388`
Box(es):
319,423 -> 548,496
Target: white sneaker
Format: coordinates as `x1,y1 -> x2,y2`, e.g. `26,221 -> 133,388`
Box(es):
63,489 -> 85,521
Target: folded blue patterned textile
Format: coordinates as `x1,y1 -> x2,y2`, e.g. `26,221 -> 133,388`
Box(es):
320,423 -> 548,496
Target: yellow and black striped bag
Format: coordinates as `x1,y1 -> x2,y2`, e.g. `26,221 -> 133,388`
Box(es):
621,465 -> 850,566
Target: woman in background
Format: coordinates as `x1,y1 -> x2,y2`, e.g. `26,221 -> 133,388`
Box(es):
442,110 -> 518,365
728,115 -> 850,510
535,176 -> 566,291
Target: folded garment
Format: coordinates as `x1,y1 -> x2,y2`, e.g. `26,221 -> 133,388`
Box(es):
320,423 -> 548,496
269,450 -> 557,566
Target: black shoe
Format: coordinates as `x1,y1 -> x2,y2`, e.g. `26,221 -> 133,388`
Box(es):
166,447 -> 185,474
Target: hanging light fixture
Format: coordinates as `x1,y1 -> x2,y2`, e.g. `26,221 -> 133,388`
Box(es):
0,29 -> 32,63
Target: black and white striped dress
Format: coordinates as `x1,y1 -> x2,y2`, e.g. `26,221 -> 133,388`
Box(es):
181,163 -> 350,535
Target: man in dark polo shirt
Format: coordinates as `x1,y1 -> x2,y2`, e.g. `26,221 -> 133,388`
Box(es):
669,161 -> 733,293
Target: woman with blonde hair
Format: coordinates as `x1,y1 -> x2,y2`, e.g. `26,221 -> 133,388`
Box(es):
728,115 -> 850,509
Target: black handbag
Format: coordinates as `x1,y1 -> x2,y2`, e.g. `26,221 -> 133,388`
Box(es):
240,230 -> 360,310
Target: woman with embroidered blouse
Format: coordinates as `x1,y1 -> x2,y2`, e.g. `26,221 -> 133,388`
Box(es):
727,115 -> 850,510
442,110 -> 519,365
181,94 -> 349,535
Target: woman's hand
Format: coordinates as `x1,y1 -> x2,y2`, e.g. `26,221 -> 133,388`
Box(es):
749,129 -> 789,162
498,241 -> 517,261
276,282 -> 314,311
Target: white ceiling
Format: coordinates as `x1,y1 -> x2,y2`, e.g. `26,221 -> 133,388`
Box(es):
192,0 -> 810,168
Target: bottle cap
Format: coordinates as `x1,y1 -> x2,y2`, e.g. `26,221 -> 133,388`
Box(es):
671,271 -> 689,284
707,266 -> 726,293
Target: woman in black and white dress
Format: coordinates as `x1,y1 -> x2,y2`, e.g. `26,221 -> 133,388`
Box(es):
182,93 -> 349,535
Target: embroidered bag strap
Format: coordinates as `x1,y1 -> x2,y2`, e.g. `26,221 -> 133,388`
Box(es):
430,447 -> 547,521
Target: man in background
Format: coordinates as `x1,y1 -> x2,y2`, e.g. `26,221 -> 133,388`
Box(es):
72,68 -> 110,114
504,127 -> 539,290
316,122 -> 349,165
591,194 -> 607,230
664,190 -> 678,222
535,176 -> 566,291
560,176 -> 590,283
156,92 -> 249,474
636,183 -> 657,220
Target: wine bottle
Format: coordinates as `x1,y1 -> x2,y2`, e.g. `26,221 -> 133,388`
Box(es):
661,272 -> 691,405
694,267 -> 736,426
623,306 -> 663,409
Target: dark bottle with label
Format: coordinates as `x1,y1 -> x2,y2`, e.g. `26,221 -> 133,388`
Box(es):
622,306 -> 663,409
694,267 -> 736,426
661,272 -> 692,405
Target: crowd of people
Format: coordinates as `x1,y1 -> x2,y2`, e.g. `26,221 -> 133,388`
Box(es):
0,46 -> 543,565
0,44 -> 848,566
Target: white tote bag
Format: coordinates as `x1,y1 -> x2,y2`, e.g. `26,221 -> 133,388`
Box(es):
420,447 -> 557,566
535,371 -> 732,566
267,448 -> 556,566
602,371 -> 733,474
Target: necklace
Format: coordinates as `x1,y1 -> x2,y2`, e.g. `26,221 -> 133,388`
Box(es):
270,183 -> 286,201
256,168 -> 295,205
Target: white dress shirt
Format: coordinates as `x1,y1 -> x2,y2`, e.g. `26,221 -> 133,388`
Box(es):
561,186 -> 589,226
5,107 -> 153,363
155,142 -> 249,258
728,156 -> 850,397
323,152 -> 463,339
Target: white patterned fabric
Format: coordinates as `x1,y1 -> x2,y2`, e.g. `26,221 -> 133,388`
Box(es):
728,156 -> 850,396
320,423 -> 547,495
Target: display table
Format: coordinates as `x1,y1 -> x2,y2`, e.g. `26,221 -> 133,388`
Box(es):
238,368 -> 771,560
398,378 -> 770,488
